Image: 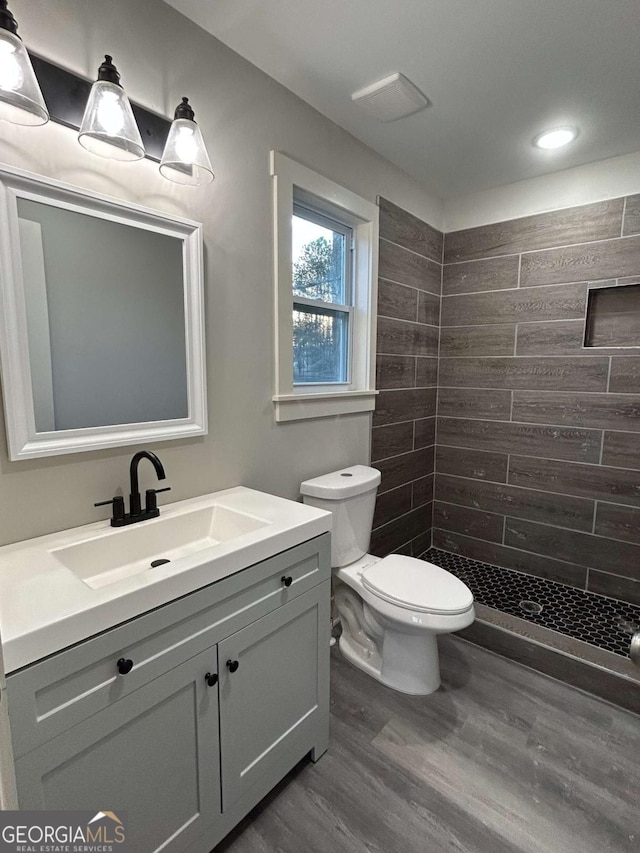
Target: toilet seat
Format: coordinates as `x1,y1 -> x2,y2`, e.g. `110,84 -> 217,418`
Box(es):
361,555 -> 473,615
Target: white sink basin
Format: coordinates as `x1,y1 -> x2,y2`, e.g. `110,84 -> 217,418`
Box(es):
51,505 -> 270,589
0,486 -> 332,674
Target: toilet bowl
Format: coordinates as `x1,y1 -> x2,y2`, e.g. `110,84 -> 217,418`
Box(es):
301,465 -> 475,695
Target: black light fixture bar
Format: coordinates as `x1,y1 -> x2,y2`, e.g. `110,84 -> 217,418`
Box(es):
29,54 -> 171,162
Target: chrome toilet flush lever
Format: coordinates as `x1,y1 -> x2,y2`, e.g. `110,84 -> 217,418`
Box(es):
95,450 -> 171,527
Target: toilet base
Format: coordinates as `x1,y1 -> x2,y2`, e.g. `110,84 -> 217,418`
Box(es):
339,627 -> 441,695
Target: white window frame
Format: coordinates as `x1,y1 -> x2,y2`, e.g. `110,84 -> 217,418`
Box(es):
271,151 -> 378,422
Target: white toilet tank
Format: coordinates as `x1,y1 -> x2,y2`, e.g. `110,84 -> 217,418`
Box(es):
300,465 -> 381,568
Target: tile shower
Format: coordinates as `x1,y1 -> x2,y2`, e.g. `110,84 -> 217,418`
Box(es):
370,195 -> 640,710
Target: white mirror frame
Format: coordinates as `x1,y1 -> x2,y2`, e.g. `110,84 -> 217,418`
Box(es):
0,165 -> 207,460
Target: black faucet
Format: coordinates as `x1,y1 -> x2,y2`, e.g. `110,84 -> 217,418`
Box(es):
95,450 -> 171,527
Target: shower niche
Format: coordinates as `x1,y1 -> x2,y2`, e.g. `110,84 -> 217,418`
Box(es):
584,282 -> 640,348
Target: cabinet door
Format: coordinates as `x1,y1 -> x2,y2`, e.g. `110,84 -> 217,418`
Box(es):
14,647 -> 221,853
218,583 -> 330,810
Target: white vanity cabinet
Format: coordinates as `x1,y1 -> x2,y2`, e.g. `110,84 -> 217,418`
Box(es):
5,534 -> 331,853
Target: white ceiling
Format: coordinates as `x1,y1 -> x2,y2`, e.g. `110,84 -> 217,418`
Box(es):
164,0 -> 640,200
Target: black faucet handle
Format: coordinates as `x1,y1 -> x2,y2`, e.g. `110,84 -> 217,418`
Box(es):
94,495 -> 126,523
145,487 -> 171,513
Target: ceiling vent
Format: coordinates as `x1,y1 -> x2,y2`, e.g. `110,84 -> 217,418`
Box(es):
351,72 -> 430,122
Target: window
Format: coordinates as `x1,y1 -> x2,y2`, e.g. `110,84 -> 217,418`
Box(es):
292,202 -> 352,385
271,152 -> 379,422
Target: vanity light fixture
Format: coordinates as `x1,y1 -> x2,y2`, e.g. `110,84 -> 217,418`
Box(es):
0,0 -> 48,125
78,55 -> 145,161
160,97 -> 214,186
533,126 -> 579,150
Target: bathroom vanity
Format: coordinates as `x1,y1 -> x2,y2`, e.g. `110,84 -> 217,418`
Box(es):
0,488 -> 331,852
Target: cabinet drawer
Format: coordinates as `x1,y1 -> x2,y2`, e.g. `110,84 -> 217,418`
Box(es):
8,533 -> 330,758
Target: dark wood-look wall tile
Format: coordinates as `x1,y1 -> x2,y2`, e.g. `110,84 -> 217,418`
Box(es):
609,357 -> 640,393
508,455 -> 640,508
410,530 -> 433,557
433,501 -> 503,543
512,391 -> 640,432
376,354 -> 416,389
378,278 -> 418,321
378,197 -> 443,262
588,570 -> 640,606
412,474 -> 434,508
504,517 -> 640,579
520,235 -> 640,288
374,388 -> 437,426
436,446 -> 508,482
438,418 -> 601,462
594,503 -> 640,545
437,387 -> 511,420
517,320 -> 586,356
442,255 -> 520,295
622,194 -> 640,237
379,238 -> 441,294
417,290 -> 440,326
370,504 -> 432,556
391,540 -> 415,556
439,356 -> 608,392
432,529 -> 588,587
376,447 -> 435,493
373,484 -> 412,529
439,324 -> 516,357
601,431 -> 640,470
372,200 -> 440,558
444,199 -> 623,263
436,473 -> 594,532
440,282 -> 587,327
415,357 -> 438,387
515,319 -> 636,358
371,422 -> 414,462
377,316 -> 439,356
414,417 -> 436,448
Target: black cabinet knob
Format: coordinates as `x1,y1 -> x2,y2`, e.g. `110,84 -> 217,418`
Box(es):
117,657 -> 134,675
226,659 -> 239,673
204,672 -> 218,687
281,575 -> 293,587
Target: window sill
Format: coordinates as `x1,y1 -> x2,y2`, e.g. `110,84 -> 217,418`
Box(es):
273,390 -> 378,422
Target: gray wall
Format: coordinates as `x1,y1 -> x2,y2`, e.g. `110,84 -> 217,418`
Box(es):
434,196 -> 640,607
0,0 -> 441,546
369,199 -> 442,557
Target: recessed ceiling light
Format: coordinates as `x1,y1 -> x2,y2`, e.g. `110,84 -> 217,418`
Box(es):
533,127 -> 579,150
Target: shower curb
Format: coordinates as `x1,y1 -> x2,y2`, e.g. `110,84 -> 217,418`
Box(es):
459,602 -> 640,716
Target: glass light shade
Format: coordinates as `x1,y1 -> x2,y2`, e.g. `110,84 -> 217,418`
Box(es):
78,79 -> 144,161
0,28 -> 48,125
160,118 -> 214,186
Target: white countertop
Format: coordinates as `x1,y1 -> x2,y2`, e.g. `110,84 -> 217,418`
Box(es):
0,487 -> 331,675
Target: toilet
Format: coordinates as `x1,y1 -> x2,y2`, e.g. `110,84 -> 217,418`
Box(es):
301,465 -> 475,695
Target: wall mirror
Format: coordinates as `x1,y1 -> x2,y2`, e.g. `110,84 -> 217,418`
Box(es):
0,166 -> 207,460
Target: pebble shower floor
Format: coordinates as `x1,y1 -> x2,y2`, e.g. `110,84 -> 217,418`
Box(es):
421,548 -> 640,659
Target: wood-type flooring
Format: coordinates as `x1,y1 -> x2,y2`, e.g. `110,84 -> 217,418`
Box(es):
216,636 -> 639,853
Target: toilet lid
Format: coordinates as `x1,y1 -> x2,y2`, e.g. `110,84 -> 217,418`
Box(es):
361,556 -> 473,615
